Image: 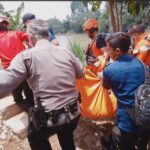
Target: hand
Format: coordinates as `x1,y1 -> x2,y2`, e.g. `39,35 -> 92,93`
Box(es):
94,60 -> 101,67
103,52 -> 110,61
83,68 -> 91,75
133,49 -> 139,55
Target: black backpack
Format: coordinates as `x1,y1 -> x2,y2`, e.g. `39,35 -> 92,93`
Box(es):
131,61 -> 150,128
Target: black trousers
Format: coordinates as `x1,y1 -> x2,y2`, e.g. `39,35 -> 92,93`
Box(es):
12,80 -> 34,112
110,126 -> 150,150
28,115 -> 80,150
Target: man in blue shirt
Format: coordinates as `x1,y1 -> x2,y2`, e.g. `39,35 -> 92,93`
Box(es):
102,32 -> 149,150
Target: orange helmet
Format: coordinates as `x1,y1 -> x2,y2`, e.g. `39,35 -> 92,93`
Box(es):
83,18 -> 99,31
0,16 -> 9,25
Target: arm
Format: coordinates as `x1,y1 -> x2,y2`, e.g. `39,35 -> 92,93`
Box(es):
96,35 -> 107,51
96,35 -> 109,61
0,53 -> 27,98
72,54 -> 84,79
102,69 -> 112,90
17,31 -> 29,42
17,31 -> 31,48
51,39 -> 59,46
49,32 -> 56,42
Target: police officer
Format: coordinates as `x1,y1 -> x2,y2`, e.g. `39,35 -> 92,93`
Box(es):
0,19 -> 84,150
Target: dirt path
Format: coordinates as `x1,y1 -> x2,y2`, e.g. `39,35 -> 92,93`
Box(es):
1,118 -> 113,150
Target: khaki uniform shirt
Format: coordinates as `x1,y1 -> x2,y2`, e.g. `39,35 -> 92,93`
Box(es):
0,39 -> 84,114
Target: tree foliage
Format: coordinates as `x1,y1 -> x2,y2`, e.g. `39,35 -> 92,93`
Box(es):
0,2 -> 24,30
71,1 -> 88,14
47,10 -> 100,33
46,0 -> 150,34
1,1 -> 149,34
47,17 -> 63,33
82,0 -> 150,32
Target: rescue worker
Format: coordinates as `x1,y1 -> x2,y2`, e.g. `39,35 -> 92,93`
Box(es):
0,16 -> 33,111
130,23 -> 148,55
135,33 -> 150,67
0,19 -> 84,150
82,18 -> 107,74
22,13 -> 59,46
102,32 -> 149,150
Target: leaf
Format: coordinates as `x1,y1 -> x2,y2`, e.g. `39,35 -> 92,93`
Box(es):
0,3 -> 4,10
91,1 -> 102,11
128,0 -> 135,15
82,1 -> 88,8
135,1 -> 141,15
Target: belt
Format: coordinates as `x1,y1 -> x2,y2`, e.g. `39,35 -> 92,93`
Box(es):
45,101 -> 78,124
47,101 -> 78,115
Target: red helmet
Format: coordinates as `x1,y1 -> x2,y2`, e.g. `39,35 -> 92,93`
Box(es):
83,18 -> 99,31
0,16 -> 9,25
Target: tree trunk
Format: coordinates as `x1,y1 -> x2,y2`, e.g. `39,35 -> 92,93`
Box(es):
114,0 -> 120,31
144,6 -> 150,25
107,0 -> 117,33
119,1 -> 123,31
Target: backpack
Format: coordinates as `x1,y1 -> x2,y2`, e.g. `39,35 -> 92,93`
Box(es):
131,61 -> 150,128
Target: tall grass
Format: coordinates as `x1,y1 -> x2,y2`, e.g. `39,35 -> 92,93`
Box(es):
68,40 -> 85,65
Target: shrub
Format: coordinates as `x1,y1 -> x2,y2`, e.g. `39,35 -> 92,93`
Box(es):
68,40 -> 85,65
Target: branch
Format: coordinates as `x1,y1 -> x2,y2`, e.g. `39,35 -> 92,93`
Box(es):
114,0 -> 119,31
122,3 -> 127,9
144,6 -> 150,24
120,0 -> 123,31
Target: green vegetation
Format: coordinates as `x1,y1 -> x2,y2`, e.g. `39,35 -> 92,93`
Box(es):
47,1 -> 150,33
0,2 -> 24,30
81,1 -> 150,32
0,1 -> 149,33
68,40 -> 85,65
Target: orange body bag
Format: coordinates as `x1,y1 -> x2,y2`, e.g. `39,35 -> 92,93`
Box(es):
77,56 -> 117,119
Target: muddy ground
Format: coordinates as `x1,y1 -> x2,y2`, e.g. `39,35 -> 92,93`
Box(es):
0,117 -> 113,150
